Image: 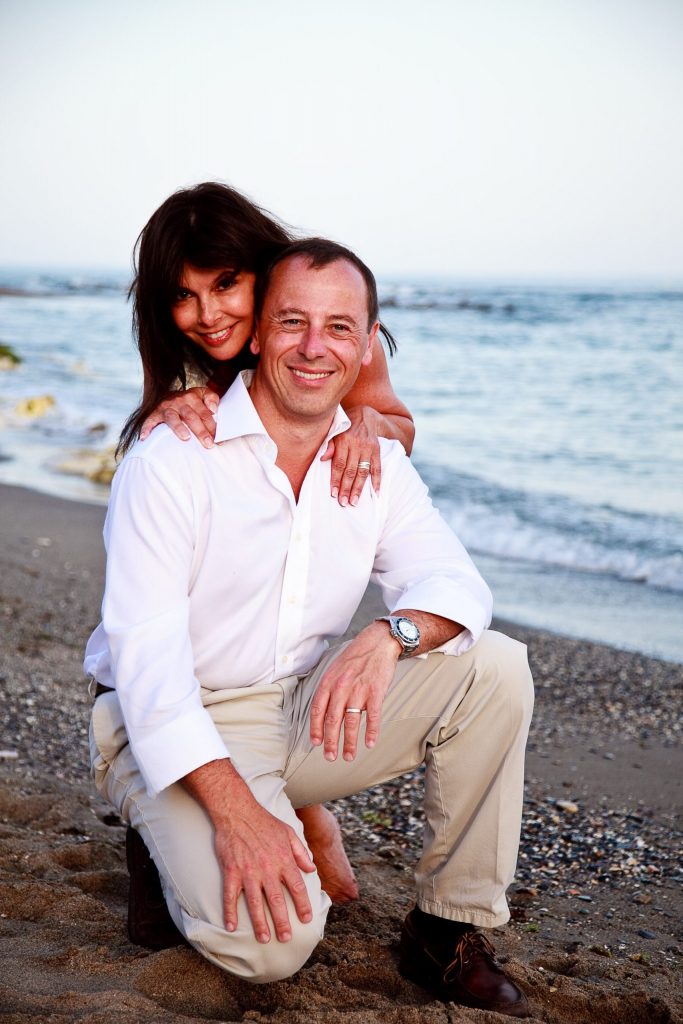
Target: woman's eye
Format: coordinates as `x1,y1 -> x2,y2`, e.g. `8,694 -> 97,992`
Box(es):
217,275 -> 237,290
174,289 -> 191,302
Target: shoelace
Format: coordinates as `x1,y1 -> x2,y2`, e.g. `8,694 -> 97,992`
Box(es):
442,931 -> 497,983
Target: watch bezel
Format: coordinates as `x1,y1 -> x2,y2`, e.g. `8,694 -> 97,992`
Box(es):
376,615 -> 421,657
395,616 -> 420,643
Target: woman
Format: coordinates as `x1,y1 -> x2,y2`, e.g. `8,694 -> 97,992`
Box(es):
121,182 -> 414,509
117,182 -> 415,909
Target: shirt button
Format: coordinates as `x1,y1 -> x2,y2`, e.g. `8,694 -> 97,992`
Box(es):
282,654 -> 290,663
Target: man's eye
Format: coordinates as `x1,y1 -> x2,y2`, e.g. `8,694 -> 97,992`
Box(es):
282,318 -> 304,327
331,323 -> 350,332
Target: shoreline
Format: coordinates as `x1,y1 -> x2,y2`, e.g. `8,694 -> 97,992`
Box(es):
1,481 -> 681,1022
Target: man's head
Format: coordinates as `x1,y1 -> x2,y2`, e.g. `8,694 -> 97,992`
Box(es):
249,239 -> 379,430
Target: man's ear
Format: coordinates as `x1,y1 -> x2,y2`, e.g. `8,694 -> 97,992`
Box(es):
362,321 -> 379,366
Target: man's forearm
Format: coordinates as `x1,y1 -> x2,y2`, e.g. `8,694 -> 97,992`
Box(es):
181,756 -> 315,942
181,757 -> 254,828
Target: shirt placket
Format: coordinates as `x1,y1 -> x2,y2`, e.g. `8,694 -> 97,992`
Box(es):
274,482 -> 312,676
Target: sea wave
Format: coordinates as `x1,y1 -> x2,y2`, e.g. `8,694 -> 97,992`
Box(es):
420,465 -> 683,594
377,282 -> 683,324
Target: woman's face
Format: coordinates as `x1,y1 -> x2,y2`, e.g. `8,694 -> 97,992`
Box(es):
171,264 -> 256,361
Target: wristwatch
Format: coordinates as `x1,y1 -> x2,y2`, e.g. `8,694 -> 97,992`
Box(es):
376,615 -> 421,658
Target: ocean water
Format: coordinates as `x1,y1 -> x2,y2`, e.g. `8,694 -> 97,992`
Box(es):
1,268 -> 681,663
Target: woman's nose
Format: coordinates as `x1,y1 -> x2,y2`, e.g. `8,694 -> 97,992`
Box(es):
198,296 -> 220,325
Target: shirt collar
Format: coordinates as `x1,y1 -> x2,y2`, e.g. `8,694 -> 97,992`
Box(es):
214,370 -> 352,448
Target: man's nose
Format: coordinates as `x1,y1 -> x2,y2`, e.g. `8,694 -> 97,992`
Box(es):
297,326 -> 327,360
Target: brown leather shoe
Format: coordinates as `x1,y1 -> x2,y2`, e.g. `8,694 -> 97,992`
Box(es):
399,910 -> 530,1018
126,826 -> 185,950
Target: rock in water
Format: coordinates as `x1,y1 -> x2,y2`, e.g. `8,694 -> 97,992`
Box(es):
55,447 -> 117,485
14,394 -> 56,417
0,342 -> 22,369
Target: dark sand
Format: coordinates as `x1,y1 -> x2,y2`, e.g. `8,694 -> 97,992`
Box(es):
0,482 -> 681,1023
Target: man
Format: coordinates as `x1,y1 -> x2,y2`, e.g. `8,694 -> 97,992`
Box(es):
86,239 -> 534,1018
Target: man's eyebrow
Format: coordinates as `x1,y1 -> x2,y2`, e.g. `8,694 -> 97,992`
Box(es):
328,314 -> 358,325
274,307 -> 307,318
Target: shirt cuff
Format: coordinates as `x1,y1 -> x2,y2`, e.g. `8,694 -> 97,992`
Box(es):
130,706 -> 230,798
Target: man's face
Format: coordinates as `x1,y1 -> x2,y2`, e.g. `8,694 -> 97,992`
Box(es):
250,256 -> 377,427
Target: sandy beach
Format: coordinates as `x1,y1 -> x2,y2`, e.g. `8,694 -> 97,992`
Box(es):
0,481 -> 681,1023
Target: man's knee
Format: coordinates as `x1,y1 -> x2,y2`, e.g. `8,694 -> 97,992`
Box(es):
246,916 -> 324,983
469,630 -> 534,725
187,911 -> 324,983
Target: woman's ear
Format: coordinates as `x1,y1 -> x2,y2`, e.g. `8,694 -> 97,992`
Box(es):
250,332 -> 260,356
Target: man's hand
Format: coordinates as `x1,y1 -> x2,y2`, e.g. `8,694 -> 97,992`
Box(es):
140,386 -> 219,448
309,622 -> 401,762
182,759 -> 315,943
310,611 -> 465,762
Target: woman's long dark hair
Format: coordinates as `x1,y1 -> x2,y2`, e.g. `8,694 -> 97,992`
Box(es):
118,182 -> 291,453
118,181 -> 397,454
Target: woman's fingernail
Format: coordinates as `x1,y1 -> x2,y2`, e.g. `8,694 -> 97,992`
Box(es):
351,496 -> 359,507
331,487 -> 338,499
340,496 -> 348,507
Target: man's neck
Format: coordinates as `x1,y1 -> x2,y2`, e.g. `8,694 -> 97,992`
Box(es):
247,381 -> 336,501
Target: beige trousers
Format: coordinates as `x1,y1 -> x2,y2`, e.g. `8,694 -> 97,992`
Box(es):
90,630 -> 533,983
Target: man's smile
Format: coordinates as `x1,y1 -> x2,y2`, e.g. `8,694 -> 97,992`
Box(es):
289,367 -> 334,381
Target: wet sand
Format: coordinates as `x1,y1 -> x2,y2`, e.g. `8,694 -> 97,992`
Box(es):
0,482 -> 681,1023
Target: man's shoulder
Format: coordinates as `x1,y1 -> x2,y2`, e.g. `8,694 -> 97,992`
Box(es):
377,437 -> 420,481
117,427 -> 210,491
126,426 -> 207,467
378,436 -> 409,463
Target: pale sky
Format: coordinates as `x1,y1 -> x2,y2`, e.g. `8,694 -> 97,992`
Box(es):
1,0 -> 682,279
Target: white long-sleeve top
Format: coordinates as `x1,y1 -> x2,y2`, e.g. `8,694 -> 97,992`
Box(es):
84,371 -> 492,797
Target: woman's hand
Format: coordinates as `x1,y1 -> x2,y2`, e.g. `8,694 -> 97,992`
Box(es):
139,387 -> 219,448
320,405 -> 382,506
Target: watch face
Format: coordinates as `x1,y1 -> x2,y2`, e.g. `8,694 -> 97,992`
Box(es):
397,618 -> 419,643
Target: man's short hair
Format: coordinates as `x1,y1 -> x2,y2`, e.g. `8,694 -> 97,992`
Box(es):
254,237 -> 380,331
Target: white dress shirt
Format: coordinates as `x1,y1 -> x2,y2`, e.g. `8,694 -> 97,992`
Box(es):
84,371 -> 492,797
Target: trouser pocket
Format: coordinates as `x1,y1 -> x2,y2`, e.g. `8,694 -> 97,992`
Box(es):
89,691 -> 129,797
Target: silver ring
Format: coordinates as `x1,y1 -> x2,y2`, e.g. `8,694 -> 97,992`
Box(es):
345,707 -> 363,714
357,461 -> 371,471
